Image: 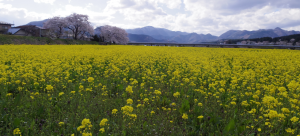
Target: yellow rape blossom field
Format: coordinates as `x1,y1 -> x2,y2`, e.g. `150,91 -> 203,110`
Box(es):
1,45 -> 300,136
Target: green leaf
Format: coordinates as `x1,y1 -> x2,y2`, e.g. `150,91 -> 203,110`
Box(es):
13,118 -> 21,127
143,121 -> 147,128
37,106 -> 45,117
238,125 -> 245,133
248,133 -> 255,136
30,120 -> 35,130
118,84 -> 123,90
179,99 -> 190,114
224,119 -> 235,132
122,130 -> 126,136
14,94 -> 21,106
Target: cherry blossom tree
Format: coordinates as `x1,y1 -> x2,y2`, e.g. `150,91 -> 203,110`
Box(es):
43,17 -> 67,39
100,25 -> 129,44
77,23 -> 94,40
65,13 -> 94,40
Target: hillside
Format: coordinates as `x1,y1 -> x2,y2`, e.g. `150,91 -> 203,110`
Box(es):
128,34 -> 174,43
126,26 -> 189,38
170,33 -> 218,43
0,34 -> 98,45
222,34 -> 300,44
26,19 -> 49,27
126,26 -> 218,43
220,27 -> 300,39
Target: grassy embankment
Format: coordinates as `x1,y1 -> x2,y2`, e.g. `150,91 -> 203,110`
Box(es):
0,34 -> 98,45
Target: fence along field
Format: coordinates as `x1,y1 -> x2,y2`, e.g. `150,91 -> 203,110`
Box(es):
1,45 -> 300,135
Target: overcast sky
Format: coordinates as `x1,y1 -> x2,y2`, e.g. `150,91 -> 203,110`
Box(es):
1,0 -> 300,36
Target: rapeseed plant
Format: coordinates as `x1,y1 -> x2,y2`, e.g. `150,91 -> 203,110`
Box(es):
1,45 -> 300,135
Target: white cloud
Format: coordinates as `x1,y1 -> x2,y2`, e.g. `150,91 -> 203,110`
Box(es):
157,0 -> 182,9
1,0 -> 300,36
0,2 -> 52,25
33,0 -> 56,4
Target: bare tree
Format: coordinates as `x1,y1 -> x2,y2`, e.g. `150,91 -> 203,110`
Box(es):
100,25 -> 129,44
65,13 -> 94,40
43,17 -> 67,39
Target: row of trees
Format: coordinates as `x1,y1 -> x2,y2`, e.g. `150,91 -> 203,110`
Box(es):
43,13 -> 129,44
224,34 -> 300,45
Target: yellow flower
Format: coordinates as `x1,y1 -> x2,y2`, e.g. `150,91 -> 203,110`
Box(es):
99,118 -> 108,127
278,87 -> 286,92
154,90 -> 162,95
127,98 -> 133,105
6,93 -> 13,97
112,109 -> 118,114
59,92 -> 64,96
79,85 -> 84,90
82,132 -> 92,136
286,128 -> 295,134
290,116 -> 299,123
194,99 -> 198,103
241,101 -> 249,106
267,110 -> 278,118
99,128 -> 105,133
173,92 -> 180,98
77,118 -> 92,131
151,111 -> 155,115
170,121 -> 173,123
87,77 -> 94,82
126,85 -> 133,94
46,85 -> 53,91
198,103 -> 203,106
230,102 -> 236,105
182,113 -> 188,120
258,128 -> 261,132
13,128 -> 21,135
129,114 -> 137,120
198,116 -> 204,119
121,105 -> 133,115
248,109 -> 256,114
70,91 -> 75,94
171,102 -> 176,106
59,122 -> 64,126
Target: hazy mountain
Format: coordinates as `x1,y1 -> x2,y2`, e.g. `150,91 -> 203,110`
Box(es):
26,19 -> 49,27
126,26 -> 189,38
128,34 -> 174,43
170,33 -> 218,43
126,26 -> 218,43
219,27 -> 300,39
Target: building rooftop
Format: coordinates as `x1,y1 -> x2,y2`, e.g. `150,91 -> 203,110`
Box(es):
7,28 -> 21,34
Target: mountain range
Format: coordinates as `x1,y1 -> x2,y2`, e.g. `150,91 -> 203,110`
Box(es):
24,20 -> 300,43
219,27 -> 300,39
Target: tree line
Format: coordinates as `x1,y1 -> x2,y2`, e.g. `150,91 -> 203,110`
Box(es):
224,34 -> 300,44
43,13 -> 129,44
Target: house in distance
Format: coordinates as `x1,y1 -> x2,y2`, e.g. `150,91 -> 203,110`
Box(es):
0,21 -> 14,34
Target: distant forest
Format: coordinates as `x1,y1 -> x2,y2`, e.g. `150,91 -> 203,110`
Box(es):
224,34 -> 300,44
